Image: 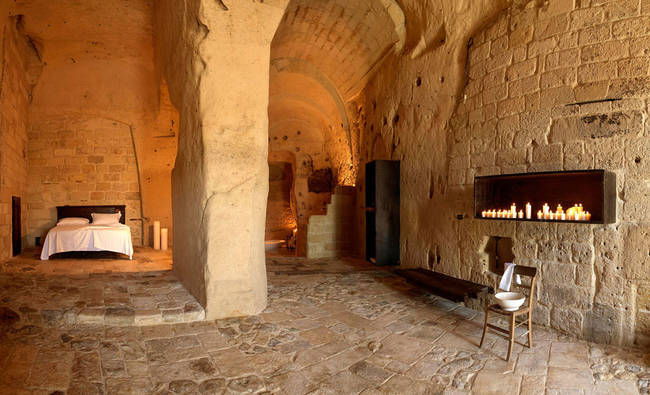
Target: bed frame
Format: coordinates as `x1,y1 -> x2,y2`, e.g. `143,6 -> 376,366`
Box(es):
56,205 -> 126,224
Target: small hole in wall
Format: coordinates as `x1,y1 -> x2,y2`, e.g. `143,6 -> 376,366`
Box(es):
427,247 -> 441,270
634,157 -> 641,164
416,76 -> 422,87
483,236 -> 515,275
393,114 -> 400,124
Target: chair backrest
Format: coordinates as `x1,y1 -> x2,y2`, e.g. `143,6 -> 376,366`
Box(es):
512,265 -> 537,310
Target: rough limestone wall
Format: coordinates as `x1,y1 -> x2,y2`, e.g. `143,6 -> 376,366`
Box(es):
27,116 -> 142,244
358,0 -> 649,346
154,0 -> 288,318
306,186 -> 356,259
138,80 -> 179,247
446,0 -> 650,347
0,16 -> 31,259
16,0 -> 178,248
352,0 -> 510,261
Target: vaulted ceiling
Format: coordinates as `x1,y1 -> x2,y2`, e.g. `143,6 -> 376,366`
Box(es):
269,0 -> 405,185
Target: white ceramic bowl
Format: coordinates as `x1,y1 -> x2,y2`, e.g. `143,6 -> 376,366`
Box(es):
495,292 -> 525,311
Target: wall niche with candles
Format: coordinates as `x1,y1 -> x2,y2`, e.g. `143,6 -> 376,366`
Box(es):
474,170 -> 616,224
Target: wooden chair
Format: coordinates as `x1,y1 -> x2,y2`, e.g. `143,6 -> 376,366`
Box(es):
479,265 -> 537,361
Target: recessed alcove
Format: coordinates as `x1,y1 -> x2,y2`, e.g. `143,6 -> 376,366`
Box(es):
483,236 -> 514,275
474,170 -> 616,224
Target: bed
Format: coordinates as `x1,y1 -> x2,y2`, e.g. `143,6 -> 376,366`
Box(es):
40,205 -> 133,260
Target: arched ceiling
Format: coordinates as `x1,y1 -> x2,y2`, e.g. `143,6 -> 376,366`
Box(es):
269,0 -> 405,185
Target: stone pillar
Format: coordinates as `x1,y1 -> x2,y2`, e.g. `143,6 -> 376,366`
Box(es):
155,0 -> 288,318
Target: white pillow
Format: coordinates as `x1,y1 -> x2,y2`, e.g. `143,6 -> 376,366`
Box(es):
57,217 -> 90,226
91,212 -> 122,225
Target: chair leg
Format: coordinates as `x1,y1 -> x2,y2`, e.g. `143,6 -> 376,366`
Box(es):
506,314 -> 515,361
527,313 -> 533,348
479,309 -> 489,348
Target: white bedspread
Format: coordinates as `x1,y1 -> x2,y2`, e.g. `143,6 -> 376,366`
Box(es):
40,223 -> 133,260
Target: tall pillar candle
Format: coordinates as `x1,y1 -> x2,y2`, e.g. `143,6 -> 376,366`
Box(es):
153,221 -> 161,250
161,228 -> 168,251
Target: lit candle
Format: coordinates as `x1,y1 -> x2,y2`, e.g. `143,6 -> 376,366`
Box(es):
580,211 -> 586,221
549,212 -> 555,220
585,211 -> 592,221
518,210 -> 524,219
525,203 -> 532,219
556,204 -> 563,213
537,210 -> 543,219
543,203 -> 550,217
161,228 -> 168,251
153,221 -> 161,250
482,210 -> 486,218
511,203 -> 517,217
561,212 -> 566,221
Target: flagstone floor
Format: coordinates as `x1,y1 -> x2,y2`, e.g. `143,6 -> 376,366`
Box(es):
0,248 -> 204,327
0,254 -> 647,394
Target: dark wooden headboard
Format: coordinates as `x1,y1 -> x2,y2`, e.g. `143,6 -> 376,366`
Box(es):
56,205 -> 126,224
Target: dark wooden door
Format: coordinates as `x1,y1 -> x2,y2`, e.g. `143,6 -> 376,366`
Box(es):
12,196 -> 21,256
366,160 -> 400,266
365,162 -> 376,262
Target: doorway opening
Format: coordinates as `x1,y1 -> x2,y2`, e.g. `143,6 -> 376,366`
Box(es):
265,152 -> 297,256
12,196 -> 21,256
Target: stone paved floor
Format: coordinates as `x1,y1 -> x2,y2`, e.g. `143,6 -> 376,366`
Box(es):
0,248 -> 204,326
0,256 -> 647,394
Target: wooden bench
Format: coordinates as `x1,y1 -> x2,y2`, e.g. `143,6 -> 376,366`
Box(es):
395,268 -> 492,302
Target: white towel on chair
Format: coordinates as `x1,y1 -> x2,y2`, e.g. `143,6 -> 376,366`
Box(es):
499,262 -> 521,291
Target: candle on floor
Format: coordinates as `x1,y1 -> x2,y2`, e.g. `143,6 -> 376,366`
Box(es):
518,210 -> 524,219
526,203 -> 532,219
153,221 -> 161,250
561,212 -> 566,221
537,210 -> 543,219
585,212 -> 592,221
161,228 -> 168,251
511,203 -> 517,217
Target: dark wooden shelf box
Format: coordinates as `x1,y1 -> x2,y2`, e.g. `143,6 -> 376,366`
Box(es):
474,170 -> 616,224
